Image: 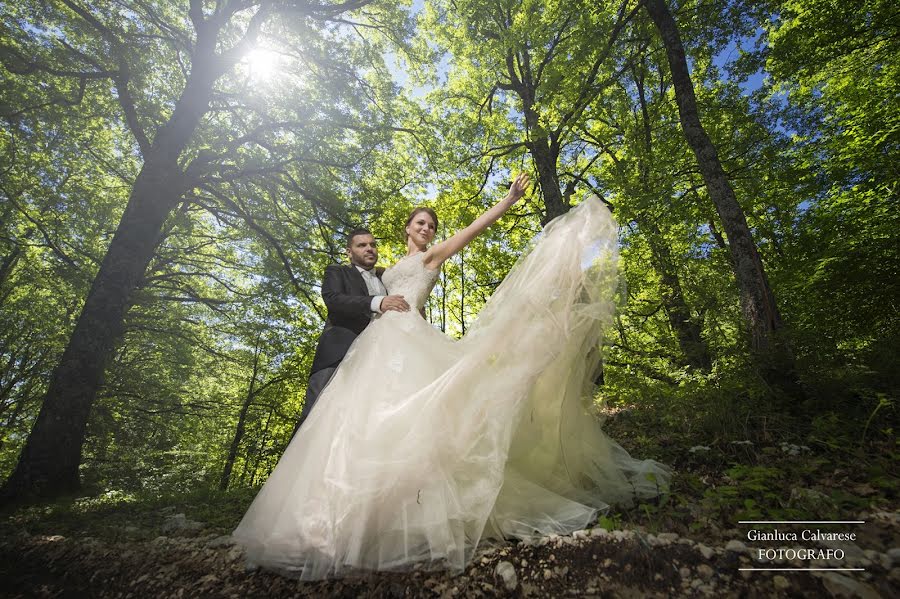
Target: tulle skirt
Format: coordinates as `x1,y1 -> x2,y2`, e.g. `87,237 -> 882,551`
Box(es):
232,197 -> 671,579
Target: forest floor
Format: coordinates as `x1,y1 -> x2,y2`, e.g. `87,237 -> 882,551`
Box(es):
2,401 -> 898,598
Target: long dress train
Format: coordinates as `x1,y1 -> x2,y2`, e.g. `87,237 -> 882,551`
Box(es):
232,197 -> 671,579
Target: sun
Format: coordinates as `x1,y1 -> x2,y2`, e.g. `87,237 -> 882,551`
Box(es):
243,48 -> 280,81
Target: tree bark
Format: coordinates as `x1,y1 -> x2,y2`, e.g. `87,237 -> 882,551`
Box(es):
522,95 -> 567,223
633,63 -> 712,371
0,157 -> 185,502
503,48 -> 568,224
0,42 -> 219,504
644,0 -> 799,390
646,228 -> 712,371
529,134 -> 568,224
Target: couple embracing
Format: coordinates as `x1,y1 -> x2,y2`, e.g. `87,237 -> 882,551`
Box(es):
233,175 -> 671,580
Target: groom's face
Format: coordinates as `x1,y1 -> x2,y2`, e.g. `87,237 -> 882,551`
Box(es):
347,233 -> 378,269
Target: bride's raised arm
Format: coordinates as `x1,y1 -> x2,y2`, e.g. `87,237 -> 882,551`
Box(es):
421,173 -> 530,271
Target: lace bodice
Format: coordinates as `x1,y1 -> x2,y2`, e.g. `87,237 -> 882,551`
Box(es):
381,253 -> 440,311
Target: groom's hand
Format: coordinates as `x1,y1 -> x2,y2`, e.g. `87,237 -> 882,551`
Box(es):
380,295 -> 410,312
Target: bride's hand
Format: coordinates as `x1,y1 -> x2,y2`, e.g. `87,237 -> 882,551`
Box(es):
424,172 -> 531,270
505,173 -> 530,204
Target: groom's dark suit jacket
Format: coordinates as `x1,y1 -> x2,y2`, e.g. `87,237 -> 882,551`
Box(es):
309,263 -> 385,375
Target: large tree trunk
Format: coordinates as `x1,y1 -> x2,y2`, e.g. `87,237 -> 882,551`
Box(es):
0,46 -> 219,503
0,158 -> 183,502
522,96 -> 567,222
529,135 -> 568,224
509,51 -> 568,224
644,0 -> 799,391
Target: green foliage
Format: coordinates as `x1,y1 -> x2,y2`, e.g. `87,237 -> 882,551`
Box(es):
703,465 -> 784,521
595,513 -> 622,532
763,0 -> 900,387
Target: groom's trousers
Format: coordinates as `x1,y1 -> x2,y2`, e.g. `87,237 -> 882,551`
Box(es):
294,366 -> 336,434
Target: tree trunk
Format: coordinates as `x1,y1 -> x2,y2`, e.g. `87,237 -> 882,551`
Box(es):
0,16 -> 226,503
644,0 -> 800,391
247,407 -> 274,487
504,47 -> 568,224
633,64 -> 712,371
523,98 -> 567,223
0,158 -> 183,502
648,233 -> 712,371
529,135 -> 568,224
220,338 -> 262,491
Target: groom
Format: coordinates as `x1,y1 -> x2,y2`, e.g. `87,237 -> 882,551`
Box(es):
296,228 -> 409,430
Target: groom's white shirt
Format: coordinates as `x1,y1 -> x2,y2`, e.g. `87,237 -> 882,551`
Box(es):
356,265 -> 387,314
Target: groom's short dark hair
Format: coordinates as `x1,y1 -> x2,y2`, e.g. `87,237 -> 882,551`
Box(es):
346,227 -> 374,247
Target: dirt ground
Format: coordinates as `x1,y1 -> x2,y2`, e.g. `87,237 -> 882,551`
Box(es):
3,516 -> 897,598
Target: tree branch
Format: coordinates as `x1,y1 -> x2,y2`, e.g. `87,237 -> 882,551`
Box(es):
198,184 -> 325,320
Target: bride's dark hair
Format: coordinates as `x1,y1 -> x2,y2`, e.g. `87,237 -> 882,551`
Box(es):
404,207 -> 439,239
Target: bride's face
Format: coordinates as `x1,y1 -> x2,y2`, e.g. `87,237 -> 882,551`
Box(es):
407,213 -> 436,247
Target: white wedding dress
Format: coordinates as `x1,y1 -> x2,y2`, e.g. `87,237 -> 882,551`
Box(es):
232,198 -> 670,579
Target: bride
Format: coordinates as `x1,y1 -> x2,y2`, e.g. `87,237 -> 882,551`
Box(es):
232,174 -> 670,579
